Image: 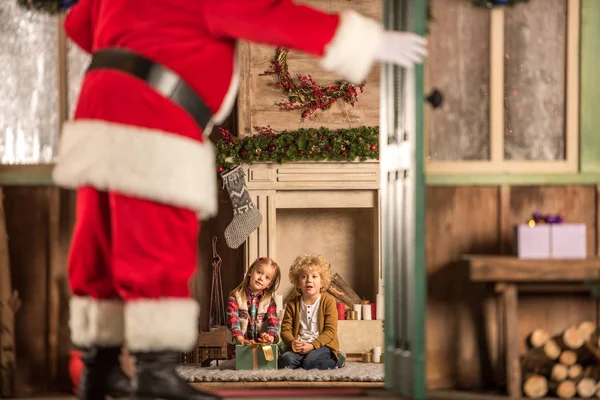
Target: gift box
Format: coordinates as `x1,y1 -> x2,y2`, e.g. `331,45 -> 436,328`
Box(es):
517,224 -> 551,259
550,223 -> 586,259
517,220 -> 586,260
235,344 -> 278,370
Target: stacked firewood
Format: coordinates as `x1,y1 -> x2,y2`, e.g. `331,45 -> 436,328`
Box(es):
522,322 -> 600,399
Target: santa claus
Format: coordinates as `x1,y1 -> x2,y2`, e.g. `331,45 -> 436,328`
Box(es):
51,0 -> 427,399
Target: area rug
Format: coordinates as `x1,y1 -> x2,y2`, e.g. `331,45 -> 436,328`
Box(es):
177,362 -> 384,382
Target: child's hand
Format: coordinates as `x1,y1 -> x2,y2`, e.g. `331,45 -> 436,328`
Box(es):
291,337 -> 302,353
235,336 -> 254,345
295,342 -> 314,355
259,332 -> 274,343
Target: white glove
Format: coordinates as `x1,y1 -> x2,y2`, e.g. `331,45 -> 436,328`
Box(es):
374,31 -> 428,69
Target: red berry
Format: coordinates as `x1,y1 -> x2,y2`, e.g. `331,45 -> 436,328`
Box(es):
371,145 -> 377,151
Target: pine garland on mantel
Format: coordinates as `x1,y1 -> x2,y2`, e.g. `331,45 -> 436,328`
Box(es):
16,0 -> 77,13
215,126 -> 379,172
470,0 -> 528,8
18,0 -> 528,15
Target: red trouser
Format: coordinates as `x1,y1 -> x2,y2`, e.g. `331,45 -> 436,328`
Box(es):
68,187 -> 201,351
69,186 -> 199,300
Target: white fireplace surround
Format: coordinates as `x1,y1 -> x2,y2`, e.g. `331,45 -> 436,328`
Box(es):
242,161 -> 382,293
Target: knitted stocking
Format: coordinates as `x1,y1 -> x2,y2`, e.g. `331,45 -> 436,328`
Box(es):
221,166 -> 263,249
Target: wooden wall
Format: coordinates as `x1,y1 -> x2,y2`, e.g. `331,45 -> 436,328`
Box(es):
426,185 -> 599,390
237,0 -> 381,136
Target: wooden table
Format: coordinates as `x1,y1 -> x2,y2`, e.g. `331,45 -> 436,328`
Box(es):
465,255 -> 600,398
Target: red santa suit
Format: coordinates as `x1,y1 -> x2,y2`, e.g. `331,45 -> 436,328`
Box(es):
54,0 -> 385,358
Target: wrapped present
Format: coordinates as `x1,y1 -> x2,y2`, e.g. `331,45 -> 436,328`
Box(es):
517,212 -> 586,259
517,224 -> 551,259
235,343 -> 278,370
550,223 -> 586,259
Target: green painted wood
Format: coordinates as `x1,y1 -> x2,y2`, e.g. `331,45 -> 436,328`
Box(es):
426,172 -> 600,186
579,0 -> 600,173
0,166 -> 54,186
412,0 -> 427,397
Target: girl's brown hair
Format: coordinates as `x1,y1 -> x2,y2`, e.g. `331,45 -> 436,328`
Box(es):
231,257 -> 281,302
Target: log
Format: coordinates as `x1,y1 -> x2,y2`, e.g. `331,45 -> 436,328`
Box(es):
578,321 -> 597,341
559,350 -> 578,366
326,273 -> 362,308
576,340 -> 600,364
567,364 -> 583,380
553,326 -> 585,350
576,377 -> 597,399
583,365 -> 600,381
548,380 -> 576,399
523,360 -> 567,382
550,363 -> 569,382
523,374 -> 548,399
522,339 -> 562,371
527,328 -> 550,349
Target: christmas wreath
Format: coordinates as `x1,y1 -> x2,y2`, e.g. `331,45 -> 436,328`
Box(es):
260,48 -> 366,119
215,125 -> 379,171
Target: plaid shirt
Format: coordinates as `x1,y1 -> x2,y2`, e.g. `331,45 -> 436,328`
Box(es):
227,289 -> 279,341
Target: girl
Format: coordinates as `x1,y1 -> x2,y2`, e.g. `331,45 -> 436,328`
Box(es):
279,254 -> 345,370
226,257 -> 281,346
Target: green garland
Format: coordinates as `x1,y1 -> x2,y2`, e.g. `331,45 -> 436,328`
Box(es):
16,0 -> 64,13
215,126 -> 379,171
470,0 -> 528,7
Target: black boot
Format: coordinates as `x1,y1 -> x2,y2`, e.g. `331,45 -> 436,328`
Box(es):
78,347 -> 131,400
132,351 -> 221,400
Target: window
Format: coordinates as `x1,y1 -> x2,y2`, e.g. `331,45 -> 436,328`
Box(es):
425,0 -> 580,175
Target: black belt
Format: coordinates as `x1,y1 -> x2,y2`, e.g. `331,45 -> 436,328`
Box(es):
87,48 -> 212,131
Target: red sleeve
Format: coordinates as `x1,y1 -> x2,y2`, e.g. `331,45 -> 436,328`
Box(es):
204,0 -> 338,57
204,0 -> 383,84
63,0 -> 94,53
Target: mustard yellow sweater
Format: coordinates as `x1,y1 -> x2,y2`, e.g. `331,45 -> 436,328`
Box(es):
280,292 -> 340,356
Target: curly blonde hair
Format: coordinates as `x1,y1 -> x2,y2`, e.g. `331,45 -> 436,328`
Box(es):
288,253 -> 332,293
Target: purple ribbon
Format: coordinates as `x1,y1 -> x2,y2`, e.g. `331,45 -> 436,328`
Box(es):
531,210 -> 564,224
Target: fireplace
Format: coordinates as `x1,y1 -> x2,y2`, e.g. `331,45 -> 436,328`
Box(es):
242,161 -> 382,301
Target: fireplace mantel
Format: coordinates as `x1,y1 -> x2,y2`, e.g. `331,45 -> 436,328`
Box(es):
242,161 -> 382,294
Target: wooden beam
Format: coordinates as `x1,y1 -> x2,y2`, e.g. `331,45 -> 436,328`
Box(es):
426,172 -> 600,186
45,189 -> 61,391
580,0 -> 600,173
498,185 -> 512,254
465,255 -> 600,282
597,185 -> 600,257
0,188 -> 18,397
503,284 -> 520,398
565,0 -> 581,172
56,14 -> 68,132
489,8 -> 504,166
236,41 -> 252,137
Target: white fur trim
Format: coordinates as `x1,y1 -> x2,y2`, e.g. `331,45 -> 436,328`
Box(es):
320,10 -> 383,84
52,120 -> 218,219
204,46 -> 240,136
69,296 -> 91,348
69,297 -> 125,348
125,298 -> 200,352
